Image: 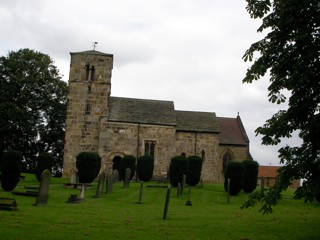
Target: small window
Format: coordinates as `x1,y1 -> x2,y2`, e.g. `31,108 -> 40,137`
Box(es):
85,64 -> 90,80
85,101 -> 91,115
144,141 -> 156,158
90,66 -> 95,81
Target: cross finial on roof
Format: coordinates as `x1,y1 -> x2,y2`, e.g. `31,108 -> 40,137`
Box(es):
92,42 -> 98,50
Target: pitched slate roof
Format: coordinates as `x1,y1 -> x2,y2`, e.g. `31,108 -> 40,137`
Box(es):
175,110 -> 219,133
216,116 -> 249,146
70,50 -> 113,57
258,166 -> 280,178
108,97 -> 176,126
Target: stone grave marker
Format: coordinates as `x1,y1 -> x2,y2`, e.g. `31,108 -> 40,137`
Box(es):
79,184 -> 85,201
106,173 -> 113,194
34,169 -> 51,206
123,168 -> 131,189
113,170 -> 119,183
0,198 -> 18,211
163,185 -> 171,220
137,181 -> 143,204
185,186 -> 192,206
95,171 -> 106,198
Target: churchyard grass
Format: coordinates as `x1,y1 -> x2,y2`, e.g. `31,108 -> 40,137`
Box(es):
0,174 -> 319,240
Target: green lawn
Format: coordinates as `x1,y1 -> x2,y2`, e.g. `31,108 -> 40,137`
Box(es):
0,174 -> 319,240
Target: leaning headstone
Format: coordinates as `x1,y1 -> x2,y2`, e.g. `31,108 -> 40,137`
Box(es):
185,186 -> 192,206
137,181 -> 143,204
113,170 -> 119,183
95,171 -> 106,198
79,184 -> 85,201
106,173 -> 113,194
163,185 -> 171,220
181,174 -> 186,195
70,168 -> 78,184
123,168 -> 131,189
34,169 -> 51,206
177,183 -> 181,197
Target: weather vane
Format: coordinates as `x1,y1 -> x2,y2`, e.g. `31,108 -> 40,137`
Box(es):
92,42 -> 98,50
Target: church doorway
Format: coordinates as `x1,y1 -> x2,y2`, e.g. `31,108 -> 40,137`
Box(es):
112,156 -> 122,171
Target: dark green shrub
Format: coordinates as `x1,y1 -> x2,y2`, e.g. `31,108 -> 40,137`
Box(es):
137,155 -> 154,182
76,152 -> 101,183
169,156 -> 187,187
35,152 -> 54,181
242,160 -> 259,193
186,155 -> 203,186
119,155 -> 136,181
224,162 -> 244,196
0,150 -> 22,191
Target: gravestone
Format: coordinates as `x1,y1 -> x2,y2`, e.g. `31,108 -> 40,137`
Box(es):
70,168 -> 78,184
113,170 -> 119,183
79,184 -> 85,201
106,174 -> 113,194
181,175 -> 186,195
0,198 -> 18,211
95,171 -> 106,198
185,186 -> 192,206
123,168 -> 131,189
34,169 -> 51,206
163,185 -> 171,220
137,181 -> 143,204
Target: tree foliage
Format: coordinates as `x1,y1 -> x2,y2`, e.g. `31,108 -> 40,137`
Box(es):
119,155 -> 136,181
0,150 -> 22,191
0,49 -> 67,173
186,155 -> 203,186
242,160 -> 259,193
35,152 -> 54,181
169,156 -> 187,187
76,152 -> 101,183
242,0 -> 320,213
224,162 -> 244,196
136,155 -> 154,182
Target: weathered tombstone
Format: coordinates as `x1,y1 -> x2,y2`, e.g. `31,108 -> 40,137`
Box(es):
95,171 -> 106,198
106,173 -> 113,194
177,183 -> 181,197
261,177 -> 265,192
34,169 -> 51,206
227,178 -> 230,205
123,168 -> 131,189
163,185 -> 171,220
0,198 -> 18,211
137,181 -> 143,204
185,186 -> 192,206
181,174 -> 186,195
79,184 -> 85,201
113,170 -> 119,183
70,168 -> 78,184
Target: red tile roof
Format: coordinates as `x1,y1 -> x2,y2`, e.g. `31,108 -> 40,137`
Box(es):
258,166 -> 280,178
216,116 -> 249,146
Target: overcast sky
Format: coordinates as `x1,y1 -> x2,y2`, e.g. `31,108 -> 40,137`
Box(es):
0,0 -> 301,166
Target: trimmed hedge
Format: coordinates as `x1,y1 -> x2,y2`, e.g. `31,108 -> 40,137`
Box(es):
186,155 -> 203,186
224,162 -> 244,196
169,156 -> 187,187
242,160 -> 259,193
76,152 -> 101,183
137,155 -> 154,182
35,152 -> 54,181
119,155 -> 136,181
0,150 -> 22,191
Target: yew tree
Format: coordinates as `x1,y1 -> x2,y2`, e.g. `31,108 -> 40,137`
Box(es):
0,49 -> 67,173
241,0 -> 320,213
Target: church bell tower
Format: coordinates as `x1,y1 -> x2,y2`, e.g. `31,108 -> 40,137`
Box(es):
63,50 -> 113,178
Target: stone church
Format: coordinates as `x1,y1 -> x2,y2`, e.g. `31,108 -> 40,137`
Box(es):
63,50 -> 252,182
